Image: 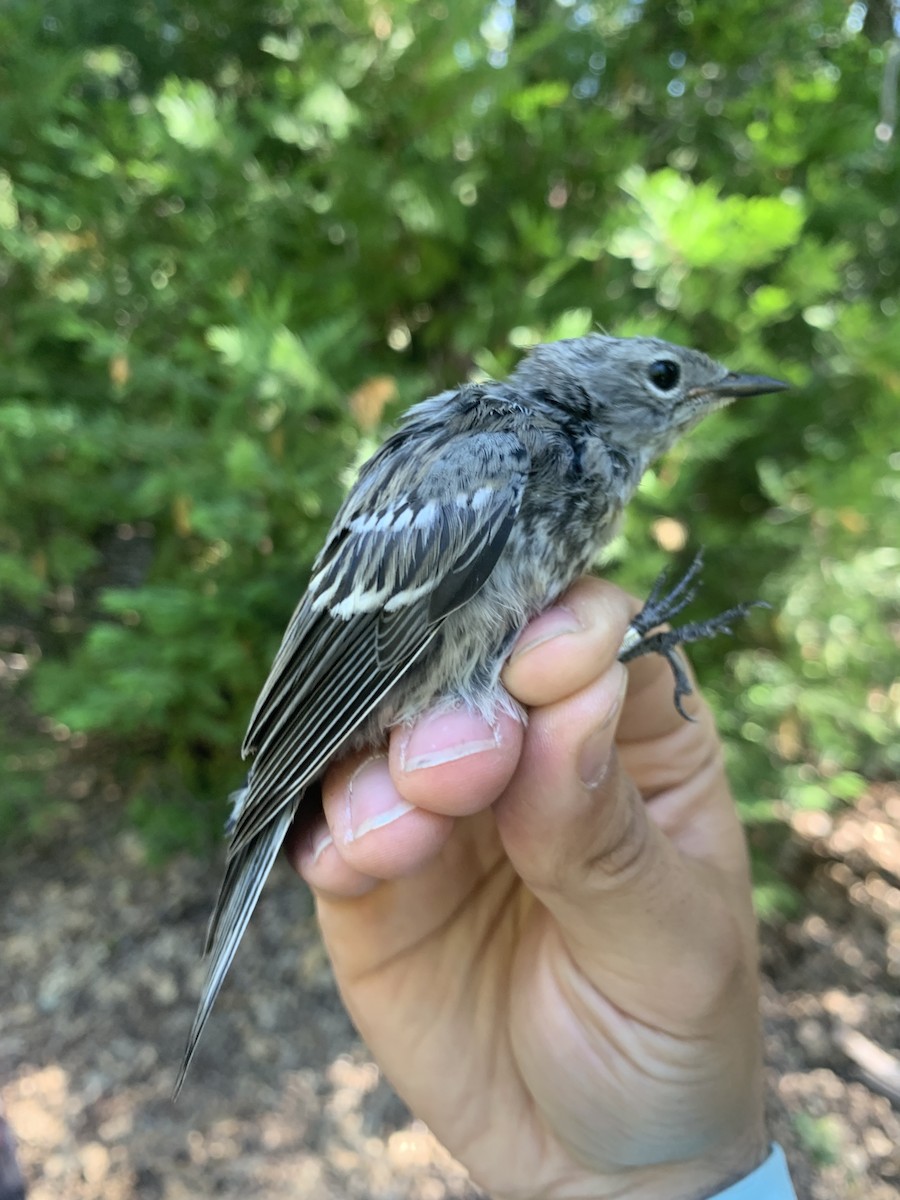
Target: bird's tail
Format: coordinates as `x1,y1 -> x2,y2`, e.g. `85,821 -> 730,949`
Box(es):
173,804 -> 296,1098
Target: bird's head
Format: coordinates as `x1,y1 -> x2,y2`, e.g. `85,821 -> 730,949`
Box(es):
514,334 -> 788,463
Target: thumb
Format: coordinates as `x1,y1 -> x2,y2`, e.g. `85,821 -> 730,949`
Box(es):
494,663 -> 746,1030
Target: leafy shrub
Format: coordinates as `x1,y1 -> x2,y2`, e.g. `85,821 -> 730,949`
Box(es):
1,0 -> 896,851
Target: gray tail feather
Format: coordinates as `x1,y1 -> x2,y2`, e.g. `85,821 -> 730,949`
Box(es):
173,806 -> 296,1099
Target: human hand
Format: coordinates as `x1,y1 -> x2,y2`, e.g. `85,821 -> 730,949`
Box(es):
286,578 -> 766,1200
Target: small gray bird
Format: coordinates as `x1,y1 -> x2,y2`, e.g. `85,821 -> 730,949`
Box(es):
175,334 -> 787,1094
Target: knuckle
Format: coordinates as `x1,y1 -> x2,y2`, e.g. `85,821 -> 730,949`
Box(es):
565,755 -> 651,891
523,757 -> 649,898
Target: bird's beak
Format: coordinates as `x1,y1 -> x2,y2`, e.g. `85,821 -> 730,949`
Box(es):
690,371 -> 790,400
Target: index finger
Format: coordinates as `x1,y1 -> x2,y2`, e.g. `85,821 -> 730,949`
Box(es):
502,574 -> 703,737
501,576 -> 634,707
503,575 -> 733,815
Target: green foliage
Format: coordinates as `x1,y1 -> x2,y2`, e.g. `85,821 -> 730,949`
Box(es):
1,0 -> 897,854
793,1112 -> 844,1167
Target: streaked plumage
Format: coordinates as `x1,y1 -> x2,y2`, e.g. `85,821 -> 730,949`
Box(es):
175,334 -> 787,1094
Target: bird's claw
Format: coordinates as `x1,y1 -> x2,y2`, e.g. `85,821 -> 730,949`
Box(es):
619,551 -> 768,720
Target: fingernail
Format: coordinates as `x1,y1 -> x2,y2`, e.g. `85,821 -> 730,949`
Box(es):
340,756 -> 415,844
311,830 -> 333,864
508,605 -> 582,662
578,666 -> 628,789
399,710 -> 502,773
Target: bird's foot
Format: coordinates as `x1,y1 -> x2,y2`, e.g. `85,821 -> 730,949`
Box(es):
618,550 -> 768,720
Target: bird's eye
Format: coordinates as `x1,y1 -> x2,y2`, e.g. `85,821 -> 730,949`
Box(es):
647,359 -> 681,391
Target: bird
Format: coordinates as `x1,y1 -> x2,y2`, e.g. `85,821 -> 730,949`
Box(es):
174,333 -> 787,1094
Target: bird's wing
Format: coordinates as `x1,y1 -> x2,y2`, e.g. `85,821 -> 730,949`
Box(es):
174,419 -> 530,1095
225,425 -> 530,854
175,427 -> 528,1081
229,425 -> 527,855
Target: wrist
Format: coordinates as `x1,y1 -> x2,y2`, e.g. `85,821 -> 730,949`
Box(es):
494,1127 -> 769,1200
621,1133 -> 770,1200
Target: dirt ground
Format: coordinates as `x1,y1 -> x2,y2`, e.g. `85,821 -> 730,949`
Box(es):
2,727 -> 899,1199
